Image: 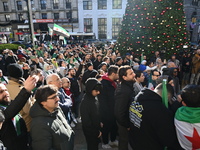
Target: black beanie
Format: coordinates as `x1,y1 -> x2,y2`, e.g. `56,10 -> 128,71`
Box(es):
7,63 -> 24,79
86,62 -> 93,68
115,57 -> 122,63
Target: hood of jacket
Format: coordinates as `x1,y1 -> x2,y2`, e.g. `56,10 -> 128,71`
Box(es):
85,78 -> 102,96
30,102 -> 58,118
135,88 -> 162,103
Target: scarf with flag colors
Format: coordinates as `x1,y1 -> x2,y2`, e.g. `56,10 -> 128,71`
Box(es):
175,106 -> 200,150
53,24 -> 70,37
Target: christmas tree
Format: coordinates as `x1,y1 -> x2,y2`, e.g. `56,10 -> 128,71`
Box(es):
117,0 -> 190,58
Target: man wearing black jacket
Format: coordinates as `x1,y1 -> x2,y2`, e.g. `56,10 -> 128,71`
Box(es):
98,65 -> 119,149
115,65 -> 135,150
0,76 -> 37,150
67,63 -> 83,122
129,85 -> 182,150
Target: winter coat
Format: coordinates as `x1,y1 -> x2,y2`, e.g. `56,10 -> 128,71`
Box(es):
67,64 -> 83,98
129,88 -> 182,150
98,76 -> 116,122
30,102 -> 74,150
191,54 -> 200,74
115,80 -> 135,128
80,78 -> 101,138
0,88 -> 32,150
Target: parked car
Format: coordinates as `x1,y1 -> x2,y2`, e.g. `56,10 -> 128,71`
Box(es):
11,41 -> 33,48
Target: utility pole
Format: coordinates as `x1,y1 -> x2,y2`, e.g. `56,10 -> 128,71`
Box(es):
27,0 -> 35,46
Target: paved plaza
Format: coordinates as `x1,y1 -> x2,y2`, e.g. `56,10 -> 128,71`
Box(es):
74,123 -> 118,150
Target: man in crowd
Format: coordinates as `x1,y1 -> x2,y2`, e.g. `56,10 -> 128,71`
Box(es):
129,83 -> 182,150
30,85 -> 74,150
0,76 -> 37,149
175,85 -> 200,150
115,65 -> 135,150
98,65 -> 119,149
190,49 -> 200,85
66,64 -> 83,123
46,73 -> 73,123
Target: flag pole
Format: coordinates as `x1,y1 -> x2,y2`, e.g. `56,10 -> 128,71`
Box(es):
162,79 -> 168,108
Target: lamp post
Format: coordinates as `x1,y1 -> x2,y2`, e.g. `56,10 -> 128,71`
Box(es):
27,0 -> 35,46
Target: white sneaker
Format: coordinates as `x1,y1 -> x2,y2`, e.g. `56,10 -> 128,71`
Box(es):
102,144 -> 112,149
76,117 -> 82,123
109,140 -> 119,146
73,118 -> 78,124
70,122 -> 76,128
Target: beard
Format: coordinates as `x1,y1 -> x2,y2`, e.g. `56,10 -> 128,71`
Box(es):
0,98 -> 10,106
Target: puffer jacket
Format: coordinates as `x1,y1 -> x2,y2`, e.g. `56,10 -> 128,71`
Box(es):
30,102 -> 74,150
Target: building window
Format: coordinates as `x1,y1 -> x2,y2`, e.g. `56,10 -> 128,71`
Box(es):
192,0 -> 199,6
53,0 -> 59,9
5,15 -> 10,21
42,13 -> 47,19
98,0 -> 107,9
98,18 -> 107,39
54,13 -> 59,19
17,1 -> 22,10
112,18 -> 121,39
3,2 -> 9,11
66,11 -> 72,22
84,18 -> 93,33
83,0 -> 92,10
112,0 -> 122,9
18,14 -> 23,21
66,0 -> 71,9
40,0 -> 46,9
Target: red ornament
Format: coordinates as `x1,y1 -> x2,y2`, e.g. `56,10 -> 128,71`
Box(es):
154,1 -> 156,2
160,13 -> 164,15
126,32 -> 129,34
163,33 -> 166,35
153,40 -> 156,42
142,36 -> 145,38
144,8 -> 147,10
136,5 -> 138,7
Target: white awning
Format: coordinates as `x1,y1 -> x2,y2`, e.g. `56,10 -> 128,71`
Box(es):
69,32 -> 94,36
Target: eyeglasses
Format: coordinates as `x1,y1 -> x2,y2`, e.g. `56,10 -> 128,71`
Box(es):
63,82 -> 70,83
47,94 -> 59,100
153,75 -> 160,77
173,71 -> 178,73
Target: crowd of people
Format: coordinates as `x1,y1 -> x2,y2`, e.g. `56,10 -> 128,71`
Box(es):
0,39 -> 199,150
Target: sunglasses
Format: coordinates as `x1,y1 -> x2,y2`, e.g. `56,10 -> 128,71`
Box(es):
153,75 -> 160,77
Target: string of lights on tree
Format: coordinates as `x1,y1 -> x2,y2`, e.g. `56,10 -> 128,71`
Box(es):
116,0 -> 190,57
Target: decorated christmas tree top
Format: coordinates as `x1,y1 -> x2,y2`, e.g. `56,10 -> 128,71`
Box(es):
117,0 -> 190,58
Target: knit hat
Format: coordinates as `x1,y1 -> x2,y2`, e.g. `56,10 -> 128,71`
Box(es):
86,62 -> 93,68
115,57 -> 122,63
7,63 -> 24,79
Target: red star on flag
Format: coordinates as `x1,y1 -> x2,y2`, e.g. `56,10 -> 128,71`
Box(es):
184,128 -> 200,150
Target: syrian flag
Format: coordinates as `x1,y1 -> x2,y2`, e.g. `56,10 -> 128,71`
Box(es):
49,27 -> 53,36
175,106 -> 200,150
53,24 -> 70,37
